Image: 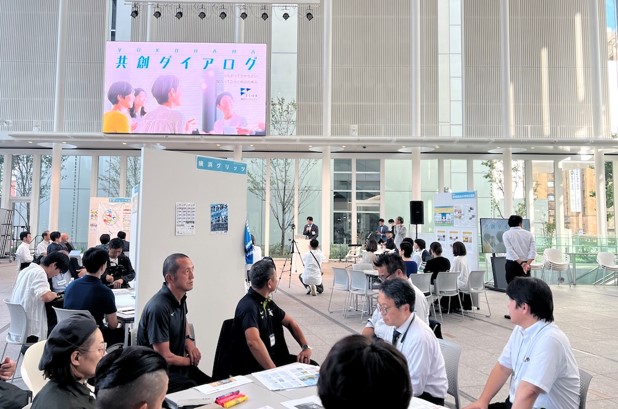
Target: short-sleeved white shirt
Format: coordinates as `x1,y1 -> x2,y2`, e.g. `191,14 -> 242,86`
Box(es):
499,320 -> 580,408
10,264 -> 51,340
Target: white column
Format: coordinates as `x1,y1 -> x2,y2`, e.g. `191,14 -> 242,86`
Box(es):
524,159 -> 534,232
54,0 -> 67,133
380,159 -> 386,218
1,154 -> 11,209
503,148 -> 514,216
467,158 -> 474,191
321,148 -> 331,258
351,159 -> 357,244
90,155 -> 99,198
499,0 -> 513,139
410,0 -> 421,138
119,155 -> 127,198
554,160 -> 565,247
412,148 -> 421,200
233,145 -> 242,162
235,5 -> 245,43
48,144 -> 63,230
595,148 -> 607,238
264,159 -> 271,256
438,158 -> 445,192
589,0 -> 603,138
293,159 -> 299,235
322,0 -> 332,137
614,161 -> 618,234
30,155 -> 42,235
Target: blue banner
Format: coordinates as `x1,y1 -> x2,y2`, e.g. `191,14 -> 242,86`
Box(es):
196,156 -> 247,175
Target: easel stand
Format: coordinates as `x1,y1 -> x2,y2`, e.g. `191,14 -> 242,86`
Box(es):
278,238 -> 304,291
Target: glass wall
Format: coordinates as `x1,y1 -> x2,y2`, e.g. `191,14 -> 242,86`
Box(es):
126,156 -> 141,197
58,156 -> 92,249
384,160 -> 412,232
98,156 -> 121,197
356,159 -> 380,243
333,159 -> 352,244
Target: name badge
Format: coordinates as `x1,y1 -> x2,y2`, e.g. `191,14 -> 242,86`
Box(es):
269,333 -> 275,347
57,279 -> 67,286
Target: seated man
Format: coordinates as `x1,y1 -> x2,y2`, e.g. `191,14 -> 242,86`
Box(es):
101,238 -> 135,289
96,233 -> 111,251
137,253 -> 211,393
10,252 -> 69,341
464,278 -> 580,409
0,357 -> 31,409
318,335 -> 412,409
117,230 -> 130,253
95,346 -> 169,409
377,279 -> 448,406
230,258 -> 313,376
46,231 -> 67,255
384,230 -> 396,251
362,252 -> 430,335
63,247 -> 124,345
16,230 -> 33,270
34,230 -> 51,263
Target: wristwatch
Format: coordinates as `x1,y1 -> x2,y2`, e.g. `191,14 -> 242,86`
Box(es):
301,344 -> 311,351
186,335 -> 195,342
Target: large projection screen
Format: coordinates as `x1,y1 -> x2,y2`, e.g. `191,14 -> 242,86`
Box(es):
103,41 -> 267,136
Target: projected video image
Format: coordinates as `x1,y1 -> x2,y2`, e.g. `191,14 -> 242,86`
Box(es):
103,41 -> 267,136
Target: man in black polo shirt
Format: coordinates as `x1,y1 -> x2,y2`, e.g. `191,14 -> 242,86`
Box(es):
230,258 -> 313,376
101,238 -> 135,289
63,247 -> 124,345
136,253 -> 211,393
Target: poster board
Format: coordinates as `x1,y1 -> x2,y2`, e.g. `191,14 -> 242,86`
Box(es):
433,192 -> 479,270
88,197 -> 132,247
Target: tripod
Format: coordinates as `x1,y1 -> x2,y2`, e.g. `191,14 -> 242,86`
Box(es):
278,236 -> 304,291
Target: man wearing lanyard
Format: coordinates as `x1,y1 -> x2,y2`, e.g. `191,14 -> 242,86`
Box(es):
377,279 -> 447,406
230,258 -> 313,376
303,216 -> 319,239
464,278 -> 579,409
502,215 -> 536,319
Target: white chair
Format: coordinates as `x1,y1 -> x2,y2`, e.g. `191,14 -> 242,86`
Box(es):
529,259 -> 544,278
352,262 -> 373,271
595,252 -> 618,285
1,300 -> 33,382
579,369 -> 593,409
52,306 -> 92,323
542,249 -> 571,285
438,338 -> 462,409
434,272 -> 464,321
20,340 -> 48,397
409,273 -> 436,317
460,271 -> 491,318
344,246 -> 362,265
328,267 -> 351,316
349,269 -> 377,322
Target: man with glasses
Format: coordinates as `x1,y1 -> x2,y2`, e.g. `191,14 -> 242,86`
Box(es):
378,279 -> 448,406
362,252 -> 429,342
229,258 -> 314,376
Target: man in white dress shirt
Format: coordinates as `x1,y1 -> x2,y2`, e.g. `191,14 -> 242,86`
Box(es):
35,230 -> 51,259
377,278 -> 448,406
464,277 -> 579,409
15,231 -> 33,270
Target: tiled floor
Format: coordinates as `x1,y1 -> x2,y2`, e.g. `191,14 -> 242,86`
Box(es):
2,260 -> 618,408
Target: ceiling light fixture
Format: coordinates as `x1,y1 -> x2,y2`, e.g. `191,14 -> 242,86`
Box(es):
130,4 -> 139,18
306,7 -> 313,21
261,6 -> 268,20
153,5 -> 161,19
175,6 -> 183,19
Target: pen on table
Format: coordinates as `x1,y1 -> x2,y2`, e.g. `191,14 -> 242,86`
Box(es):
222,395 -> 248,408
215,390 -> 240,403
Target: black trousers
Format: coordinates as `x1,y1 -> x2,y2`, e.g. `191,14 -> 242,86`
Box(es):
417,392 -> 445,406
167,366 -> 212,394
505,260 -> 529,284
489,397 -> 512,409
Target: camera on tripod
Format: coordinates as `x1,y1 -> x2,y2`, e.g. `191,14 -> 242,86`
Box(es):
290,223 -> 296,230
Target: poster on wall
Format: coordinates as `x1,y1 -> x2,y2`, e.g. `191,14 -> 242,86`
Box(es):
88,197 -> 132,247
175,202 -> 196,236
210,203 -> 229,234
433,192 -> 479,270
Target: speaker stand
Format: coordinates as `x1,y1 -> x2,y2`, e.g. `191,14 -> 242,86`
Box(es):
414,224 -> 419,239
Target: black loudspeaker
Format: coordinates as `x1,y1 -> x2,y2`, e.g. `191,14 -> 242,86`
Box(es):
410,201 -> 424,225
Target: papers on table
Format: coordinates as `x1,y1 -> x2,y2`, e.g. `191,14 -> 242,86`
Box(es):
280,395 -> 323,409
194,375 -> 253,396
252,363 -> 320,391
111,288 -> 131,295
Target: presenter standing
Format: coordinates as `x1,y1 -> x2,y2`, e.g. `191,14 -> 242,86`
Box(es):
303,216 -> 319,239
393,216 -> 407,249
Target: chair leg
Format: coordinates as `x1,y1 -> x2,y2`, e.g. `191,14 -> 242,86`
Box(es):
484,290 -> 492,317
328,287 -> 335,313
457,294 -> 464,319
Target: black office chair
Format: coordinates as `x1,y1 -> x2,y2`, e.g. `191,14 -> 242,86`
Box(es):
211,319 -> 234,381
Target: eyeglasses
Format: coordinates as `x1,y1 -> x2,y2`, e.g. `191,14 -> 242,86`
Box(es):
377,304 -> 396,314
378,272 -> 394,282
80,342 -> 107,354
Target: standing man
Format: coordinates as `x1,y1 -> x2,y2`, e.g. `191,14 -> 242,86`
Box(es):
464,278 -> 579,409
137,253 -> 211,393
35,230 -> 51,260
230,259 -> 314,376
377,279 -> 448,405
16,231 -> 33,270
101,238 -> 135,289
375,218 -> 388,243
10,252 -> 70,341
393,216 -> 407,250
303,216 -> 319,239
502,215 -> 536,319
